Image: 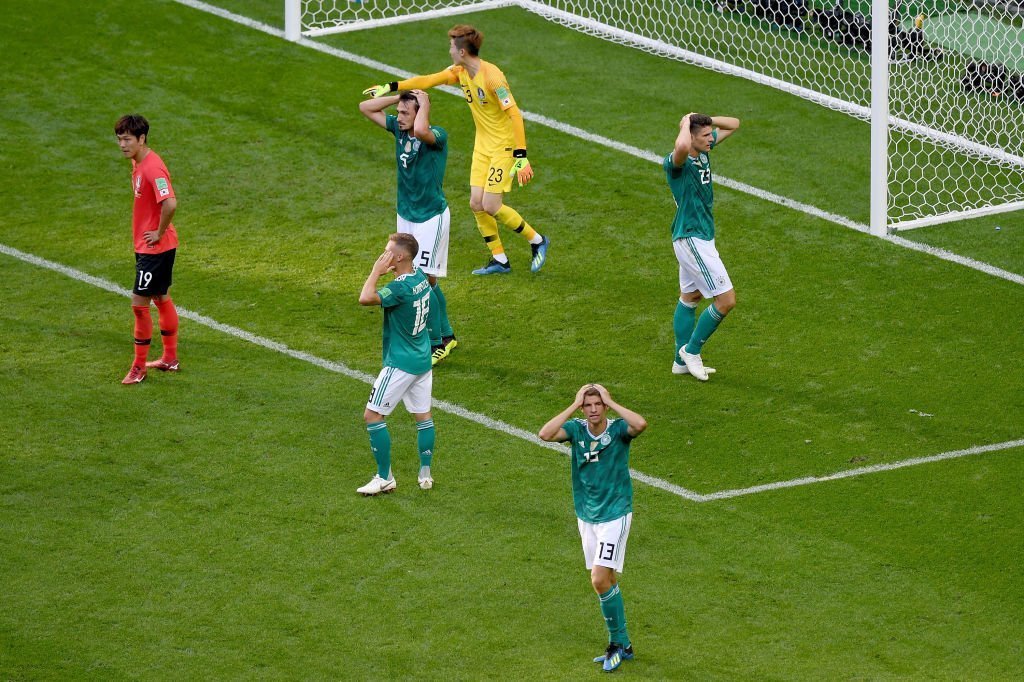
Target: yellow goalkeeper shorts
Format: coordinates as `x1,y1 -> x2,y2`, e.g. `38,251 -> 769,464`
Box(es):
470,146 -> 515,193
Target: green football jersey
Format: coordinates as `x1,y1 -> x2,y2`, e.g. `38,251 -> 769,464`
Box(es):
665,129 -> 718,241
562,417 -> 635,524
377,268 -> 432,375
385,114 -> 448,223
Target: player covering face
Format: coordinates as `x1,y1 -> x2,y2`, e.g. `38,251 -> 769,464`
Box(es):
362,24 -> 551,276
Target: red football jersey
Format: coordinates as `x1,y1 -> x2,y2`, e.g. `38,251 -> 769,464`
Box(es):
131,151 -> 178,254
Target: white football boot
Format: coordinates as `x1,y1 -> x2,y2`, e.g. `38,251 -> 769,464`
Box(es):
357,474 -> 396,496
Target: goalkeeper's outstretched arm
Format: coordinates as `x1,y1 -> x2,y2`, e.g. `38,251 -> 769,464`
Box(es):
362,69 -> 457,98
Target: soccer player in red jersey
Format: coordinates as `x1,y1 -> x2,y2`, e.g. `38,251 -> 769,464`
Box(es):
115,114 -> 181,385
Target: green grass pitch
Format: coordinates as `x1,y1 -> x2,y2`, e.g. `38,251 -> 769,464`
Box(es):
2,0 -> 1023,678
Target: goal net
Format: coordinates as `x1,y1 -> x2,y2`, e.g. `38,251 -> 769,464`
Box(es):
288,0 -> 1024,232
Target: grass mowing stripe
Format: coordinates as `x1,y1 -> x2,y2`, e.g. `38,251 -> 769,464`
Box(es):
2,241 -> 1017,502
173,0 -> 1024,287
0,241 -> 705,503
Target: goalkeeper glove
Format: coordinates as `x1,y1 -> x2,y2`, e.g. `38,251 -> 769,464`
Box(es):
510,149 -> 534,187
362,82 -> 398,98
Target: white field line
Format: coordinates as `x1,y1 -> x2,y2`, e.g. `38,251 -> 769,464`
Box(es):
701,439 -> 1024,501
174,0 -> 1024,288
0,242 -> 702,502
4,241 -> 1021,502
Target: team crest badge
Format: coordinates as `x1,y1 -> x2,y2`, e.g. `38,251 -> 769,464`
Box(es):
600,434 -> 611,446
477,87 -> 486,102
700,153 -> 709,164
412,139 -> 421,152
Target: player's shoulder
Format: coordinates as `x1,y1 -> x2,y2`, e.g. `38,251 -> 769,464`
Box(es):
480,60 -> 507,82
140,150 -> 169,175
448,64 -> 465,77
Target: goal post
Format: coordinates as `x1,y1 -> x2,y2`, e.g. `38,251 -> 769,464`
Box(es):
287,0 -> 1024,234
870,0 -> 890,236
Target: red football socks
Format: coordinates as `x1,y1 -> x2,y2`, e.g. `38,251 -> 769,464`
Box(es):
154,297 -> 179,361
131,305 -> 152,367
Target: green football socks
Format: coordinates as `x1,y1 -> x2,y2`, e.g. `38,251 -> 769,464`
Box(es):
427,286 -> 442,347
431,282 -> 454,339
599,584 -> 631,649
416,419 -> 435,468
685,303 -> 725,354
367,421 -> 391,480
674,298 -> 697,364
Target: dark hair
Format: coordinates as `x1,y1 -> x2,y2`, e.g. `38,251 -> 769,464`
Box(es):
397,92 -> 420,111
389,232 -> 419,259
689,113 -> 713,133
115,114 -> 150,140
448,24 -> 483,56
582,387 -> 603,403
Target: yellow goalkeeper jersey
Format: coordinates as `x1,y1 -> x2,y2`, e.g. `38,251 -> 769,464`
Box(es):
449,61 -> 517,152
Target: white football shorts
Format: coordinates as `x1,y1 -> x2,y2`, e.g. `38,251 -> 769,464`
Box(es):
397,207 -> 450,278
673,236 -> 733,298
366,366 -> 432,416
578,512 -> 632,573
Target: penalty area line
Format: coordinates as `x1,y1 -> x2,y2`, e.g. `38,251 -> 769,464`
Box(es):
0,242 -> 703,502
174,0 -> 1024,288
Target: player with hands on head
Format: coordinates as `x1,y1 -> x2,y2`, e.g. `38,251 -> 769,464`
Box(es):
538,383 -> 647,672
666,111 -> 740,380
359,89 -> 458,366
363,24 -> 550,276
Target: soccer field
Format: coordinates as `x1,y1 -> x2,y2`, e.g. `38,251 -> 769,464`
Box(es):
2,0 -> 1023,678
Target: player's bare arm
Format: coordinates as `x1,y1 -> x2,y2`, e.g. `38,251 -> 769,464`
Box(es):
592,384 -> 648,438
672,114 -> 695,167
144,197 -> 177,246
359,94 -> 401,128
358,250 -> 396,306
710,116 -> 741,144
410,90 -> 437,145
538,384 -> 591,442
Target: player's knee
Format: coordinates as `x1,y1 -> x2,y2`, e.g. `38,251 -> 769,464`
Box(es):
469,197 -> 484,212
591,572 -> 613,594
717,292 -> 736,314
364,409 -> 384,424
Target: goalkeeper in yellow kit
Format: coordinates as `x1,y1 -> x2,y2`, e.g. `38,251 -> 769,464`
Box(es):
363,24 -> 550,275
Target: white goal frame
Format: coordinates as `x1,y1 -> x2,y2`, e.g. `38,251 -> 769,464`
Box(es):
285,0 -> 1024,236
